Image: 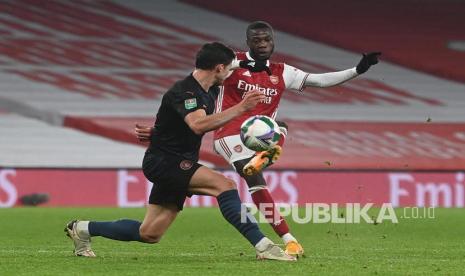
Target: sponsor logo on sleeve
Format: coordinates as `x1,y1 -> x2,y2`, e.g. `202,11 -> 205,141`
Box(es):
184,98 -> 197,109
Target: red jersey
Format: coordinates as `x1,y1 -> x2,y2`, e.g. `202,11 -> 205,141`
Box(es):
214,52 -> 308,140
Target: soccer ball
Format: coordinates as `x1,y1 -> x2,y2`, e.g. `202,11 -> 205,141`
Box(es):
240,115 -> 281,152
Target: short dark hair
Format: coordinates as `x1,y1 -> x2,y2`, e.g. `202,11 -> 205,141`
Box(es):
246,21 -> 273,37
195,42 -> 235,70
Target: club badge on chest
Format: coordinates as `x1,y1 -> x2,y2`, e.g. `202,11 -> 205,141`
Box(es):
269,75 -> 279,85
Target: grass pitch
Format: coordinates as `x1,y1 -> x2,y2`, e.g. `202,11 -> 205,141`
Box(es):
0,207 -> 464,275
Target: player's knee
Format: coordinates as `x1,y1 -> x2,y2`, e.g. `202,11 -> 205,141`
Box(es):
244,173 -> 267,189
233,159 -> 249,177
217,177 -> 236,193
139,228 -> 162,244
140,232 -> 162,244
225,178 -> 236,190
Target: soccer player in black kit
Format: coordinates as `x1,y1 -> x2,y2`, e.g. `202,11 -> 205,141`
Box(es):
65,42 -> 296,261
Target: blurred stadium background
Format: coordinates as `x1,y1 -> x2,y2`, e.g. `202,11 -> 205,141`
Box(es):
1,0 -> 465,209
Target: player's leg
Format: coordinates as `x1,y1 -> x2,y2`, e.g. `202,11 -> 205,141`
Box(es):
86,203 -> 177,244
214,132 -> 303,257
233,158 -> 304,257
242,120 -> 288,175
138,203 -> 178,243
188,166 -> 295,261
65,203 -> 178,257
215,135 -> 289,239
65,149 -> 180,257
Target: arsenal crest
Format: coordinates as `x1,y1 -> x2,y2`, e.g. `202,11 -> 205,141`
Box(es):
233,144 -> 243,153
180,160 -> 193,170
269,75 -> 279,84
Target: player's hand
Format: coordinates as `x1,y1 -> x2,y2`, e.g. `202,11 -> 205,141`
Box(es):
134,123 -> 153,142
356,52 -> 381,74
239,59 -> 272,75
240,90 -> 266,111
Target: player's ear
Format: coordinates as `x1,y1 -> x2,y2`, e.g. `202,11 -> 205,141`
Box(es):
215,63 -> 225,73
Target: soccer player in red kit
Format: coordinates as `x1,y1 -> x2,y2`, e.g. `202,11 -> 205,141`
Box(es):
136,21 -> 380,257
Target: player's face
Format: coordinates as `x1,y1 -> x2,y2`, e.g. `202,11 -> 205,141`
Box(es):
214,63 -> 232,86
247,28 -> 274,61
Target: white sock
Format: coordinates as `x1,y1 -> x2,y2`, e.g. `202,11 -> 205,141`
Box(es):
255,237 -> 273,252
281,233 -> 297,244
76,221 -> 90,239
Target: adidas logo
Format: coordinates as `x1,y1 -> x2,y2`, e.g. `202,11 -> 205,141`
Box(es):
242,71 -> 252,77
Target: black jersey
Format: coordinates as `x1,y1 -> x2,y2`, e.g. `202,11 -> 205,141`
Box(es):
149,74 -> 219,161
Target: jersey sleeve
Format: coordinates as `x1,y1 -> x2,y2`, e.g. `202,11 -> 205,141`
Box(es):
283,63 -> 309,91
171,90 -> 204,119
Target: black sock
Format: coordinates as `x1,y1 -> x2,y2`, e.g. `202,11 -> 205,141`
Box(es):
217,189 -> 264,246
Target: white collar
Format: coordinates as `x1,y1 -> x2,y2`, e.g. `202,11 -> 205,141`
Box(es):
246,52 -> 270,67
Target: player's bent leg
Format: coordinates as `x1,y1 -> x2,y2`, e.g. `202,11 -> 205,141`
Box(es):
234,159 -> 304,257
65,205 -> 179,256
188,166 -> 295,261
139,203 -> 179,243
251,185 -> 304,257
188,166 -> 235,197
65,218 -> 146,257
235,160 -> 291,238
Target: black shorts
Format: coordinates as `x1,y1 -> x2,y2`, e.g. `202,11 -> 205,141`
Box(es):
142,148 -> 201,211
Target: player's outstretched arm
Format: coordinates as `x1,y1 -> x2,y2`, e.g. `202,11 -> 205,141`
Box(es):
303,52 -> 381,88
185,90 -> 265,135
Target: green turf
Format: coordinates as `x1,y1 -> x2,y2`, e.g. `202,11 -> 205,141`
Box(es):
0,207 -> 464,275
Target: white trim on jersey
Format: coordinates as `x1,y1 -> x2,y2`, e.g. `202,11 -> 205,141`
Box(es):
271,105 -> 279,119
218,138 -> 232,158
282,63 -> 309,92
299,73 -> 310,91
